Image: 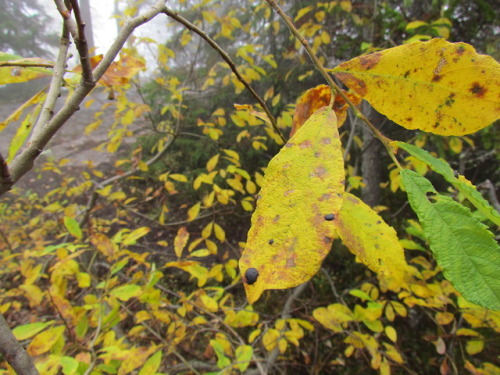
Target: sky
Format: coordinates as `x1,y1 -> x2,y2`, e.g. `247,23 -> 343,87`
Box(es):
41,0 -> 169,70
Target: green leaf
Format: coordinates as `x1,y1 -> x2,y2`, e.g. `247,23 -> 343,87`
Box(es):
401,169 -> 500,310
397,142 -> 500,226
110,284 -> 142,301
234,345 -> 253,372
7,103 -> 42,162
60,356 -> 80,375
12,321 -> 52,340
63,217 -> 83,239
139,351 -> 162,375
210,340 -> 231,369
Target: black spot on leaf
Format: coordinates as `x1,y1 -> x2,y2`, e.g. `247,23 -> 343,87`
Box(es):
245,268 -> 259,285
268,239 -> 274,245
324,214 -> 335,221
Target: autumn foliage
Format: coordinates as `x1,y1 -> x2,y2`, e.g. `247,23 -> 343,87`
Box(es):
0,1 -> 499,375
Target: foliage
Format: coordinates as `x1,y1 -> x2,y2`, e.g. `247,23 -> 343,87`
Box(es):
0,1 -> 499,375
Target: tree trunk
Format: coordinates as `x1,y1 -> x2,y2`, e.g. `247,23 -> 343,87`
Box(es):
361,101 -> 384,207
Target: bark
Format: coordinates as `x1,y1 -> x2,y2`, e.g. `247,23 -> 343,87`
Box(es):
0,314 -> 39,375
361,102 -> 384,207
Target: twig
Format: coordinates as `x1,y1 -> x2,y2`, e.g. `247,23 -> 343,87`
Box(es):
265,0 -> 402,169
0,62 -> 54,69
68,0 -> 93,84
478,179 -> 500,213
343,112 -> 358,161
30,25 -> 71,143
247,283 -> 308,375
163,7 -> 287,144
53,0 -> 79,40
0,313 -> 40,375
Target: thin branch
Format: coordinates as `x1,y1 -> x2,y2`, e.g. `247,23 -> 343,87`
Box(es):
247,283 -> 308,375
0,313 -> 40,375
163,7 -> 287,144
265,0 -> 402,169
478,179 -> 500,213
68,0 -> 93,83
30,25 -> 71,143
0,62 -> 54,69
53,0 -> 79,40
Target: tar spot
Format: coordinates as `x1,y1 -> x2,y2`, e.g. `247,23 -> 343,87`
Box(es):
268,239 -> 274,245
324,214 -> 335,221
432,74 -> 442,82
245,268 -> 259,285
469,82 -> 486,98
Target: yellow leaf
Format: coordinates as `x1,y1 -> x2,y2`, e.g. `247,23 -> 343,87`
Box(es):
201,222 -> 213,239
206,154 -> 220,172
239,108 -> 345,304
0,53 -> 52,84
385,325 -> 397,342
200,294 -> 218,312
214,223 -> 226,242
448,137 -> 463,154
278,338 -> 288,353
90,232 -> 117,258
174,227 -> 189,258
435,311 -> 454,325
123,227 -> 150,246
27,326 -> 65,356
406,20 -> 428,31
187,202 -> 201,221
169,173 -> 188,182
262,329 -> 280,351
466,339 -> 484,355
249,328 -> 261,343
313,304 -> 354,332
333,39 -> 500,135
118,346 -> 157,375
336,193 -> 409,289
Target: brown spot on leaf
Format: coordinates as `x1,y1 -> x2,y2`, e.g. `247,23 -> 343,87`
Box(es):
321,137 -> 331,145
456,45 -> 465,55
335,73 -> 367,96
318,193 -> 332,201
286,255 -> 296,268
469,82 -> 487,98
432,74 -> 442,82
359,52 -> 382,70
299,140 -> 313,149
314,166 -> 328,179
284,189 -> 295,197
273,215 -> 280,223
406,117 -> 413,122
